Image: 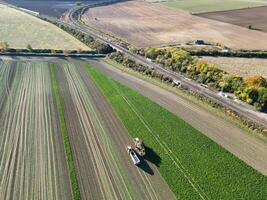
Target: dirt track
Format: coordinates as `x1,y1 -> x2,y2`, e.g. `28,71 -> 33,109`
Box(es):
81,1 -> 267,50
56,61 -> 175,199
0,61 -> 71,199
81,58 -> 267,176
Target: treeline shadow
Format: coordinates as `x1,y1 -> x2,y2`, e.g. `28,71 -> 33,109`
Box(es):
137,145 -> 162,175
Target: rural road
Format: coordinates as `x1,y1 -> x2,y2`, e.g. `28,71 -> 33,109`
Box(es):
78,58 -> 267,176
55,60 -> 175,200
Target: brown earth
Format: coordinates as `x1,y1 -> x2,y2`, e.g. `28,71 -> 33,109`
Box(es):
0,61 -> 72,200
55,60 -> 175,200
202,56 -> 267,79
81,0 -> 267,50
81,58 -> 267,176
198,6 -> 267,33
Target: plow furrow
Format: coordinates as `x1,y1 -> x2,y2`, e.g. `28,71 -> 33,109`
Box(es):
0,61 -> 71,200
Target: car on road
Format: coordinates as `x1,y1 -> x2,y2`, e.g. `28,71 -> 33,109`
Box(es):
218,91 -> 229,99
173,80 -> 181,86
127,146 -> 140,165
200,83 -> 208,88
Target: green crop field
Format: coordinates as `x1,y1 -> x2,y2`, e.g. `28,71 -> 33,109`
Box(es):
0,4 -> 90,50
160,0 -> 267,13
86,64 -> 267,200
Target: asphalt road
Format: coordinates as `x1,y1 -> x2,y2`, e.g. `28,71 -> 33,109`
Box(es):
66,6 -> 267,129
79,58 -> 267,176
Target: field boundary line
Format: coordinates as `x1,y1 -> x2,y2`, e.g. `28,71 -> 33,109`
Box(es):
50,63 -> 81,200
112,81 -> 210,200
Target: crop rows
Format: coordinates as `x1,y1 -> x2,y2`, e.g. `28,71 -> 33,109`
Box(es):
86,64 -> 267,200
56,63 -> 136,199
0,61 -> 71,200
54,62 -> 174,200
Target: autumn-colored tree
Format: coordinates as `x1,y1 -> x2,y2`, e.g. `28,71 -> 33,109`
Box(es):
245,75 -> 267,88
0,41 -> 9,51
77,48 -> 82,54
27,44 -> 33,51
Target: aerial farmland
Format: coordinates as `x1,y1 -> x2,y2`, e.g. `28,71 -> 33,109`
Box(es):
81,1 -> 267,50
198,6 -> 267,33
0,4 -> 89,50
1,0 -> 267,199
0,57 -> 266,200
0,60 -> 72,199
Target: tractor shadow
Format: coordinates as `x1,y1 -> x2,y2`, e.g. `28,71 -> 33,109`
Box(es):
137,146 -> 161,175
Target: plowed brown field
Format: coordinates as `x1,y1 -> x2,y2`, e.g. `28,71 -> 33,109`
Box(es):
81,1 -> 267,50
55,61 -> 175,200
0,60 -> 71,200
198,6 -> 267,33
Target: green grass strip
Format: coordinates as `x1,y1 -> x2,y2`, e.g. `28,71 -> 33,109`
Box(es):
50,64 -> 81,200
84,64 -> 267,200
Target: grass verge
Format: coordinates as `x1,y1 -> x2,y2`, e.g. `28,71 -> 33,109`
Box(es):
50,63 -> 81,200
85,64 -> 267,200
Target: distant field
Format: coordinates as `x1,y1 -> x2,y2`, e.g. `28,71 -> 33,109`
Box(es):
5,0 -> 100,18
0,4 -> 90,50
159,0 -> 267,13
87,64 -> 267,200
198,6 -> 267,33
203,56 -> 267,79
82,1 -> 267,50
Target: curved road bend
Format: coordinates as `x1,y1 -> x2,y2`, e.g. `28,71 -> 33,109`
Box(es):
76,58 -> 267,176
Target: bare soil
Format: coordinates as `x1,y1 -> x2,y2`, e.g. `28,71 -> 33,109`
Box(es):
202,56 -> 267,79
0,61 -> 72,200
198,6 -> 267,33
81,1 -> 267,50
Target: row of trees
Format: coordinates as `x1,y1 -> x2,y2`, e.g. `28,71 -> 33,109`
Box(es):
0,41 -> 9,51
108,51 -> 267,134
108,52 -> 173,84
39,16 -> 114,54
55,23 -> 114,54
129,47 -> 267,111
189,49 -> 267,58
0,45 -> 94,54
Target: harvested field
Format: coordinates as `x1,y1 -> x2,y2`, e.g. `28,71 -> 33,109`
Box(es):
55,61 -> 175,199
198,6 -> 267,33
81,1 -> 267,50
0,60 -> 72,200
159,0 -> 267,13
202,56 -> 267,79
0,4 -> 90,50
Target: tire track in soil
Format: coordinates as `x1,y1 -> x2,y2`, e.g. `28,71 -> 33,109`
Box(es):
76,64 -> 175,200
0,61 -> 72,200
0,60 -> 16,114
55,60 -> 175,200
57,63 -> 128,200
